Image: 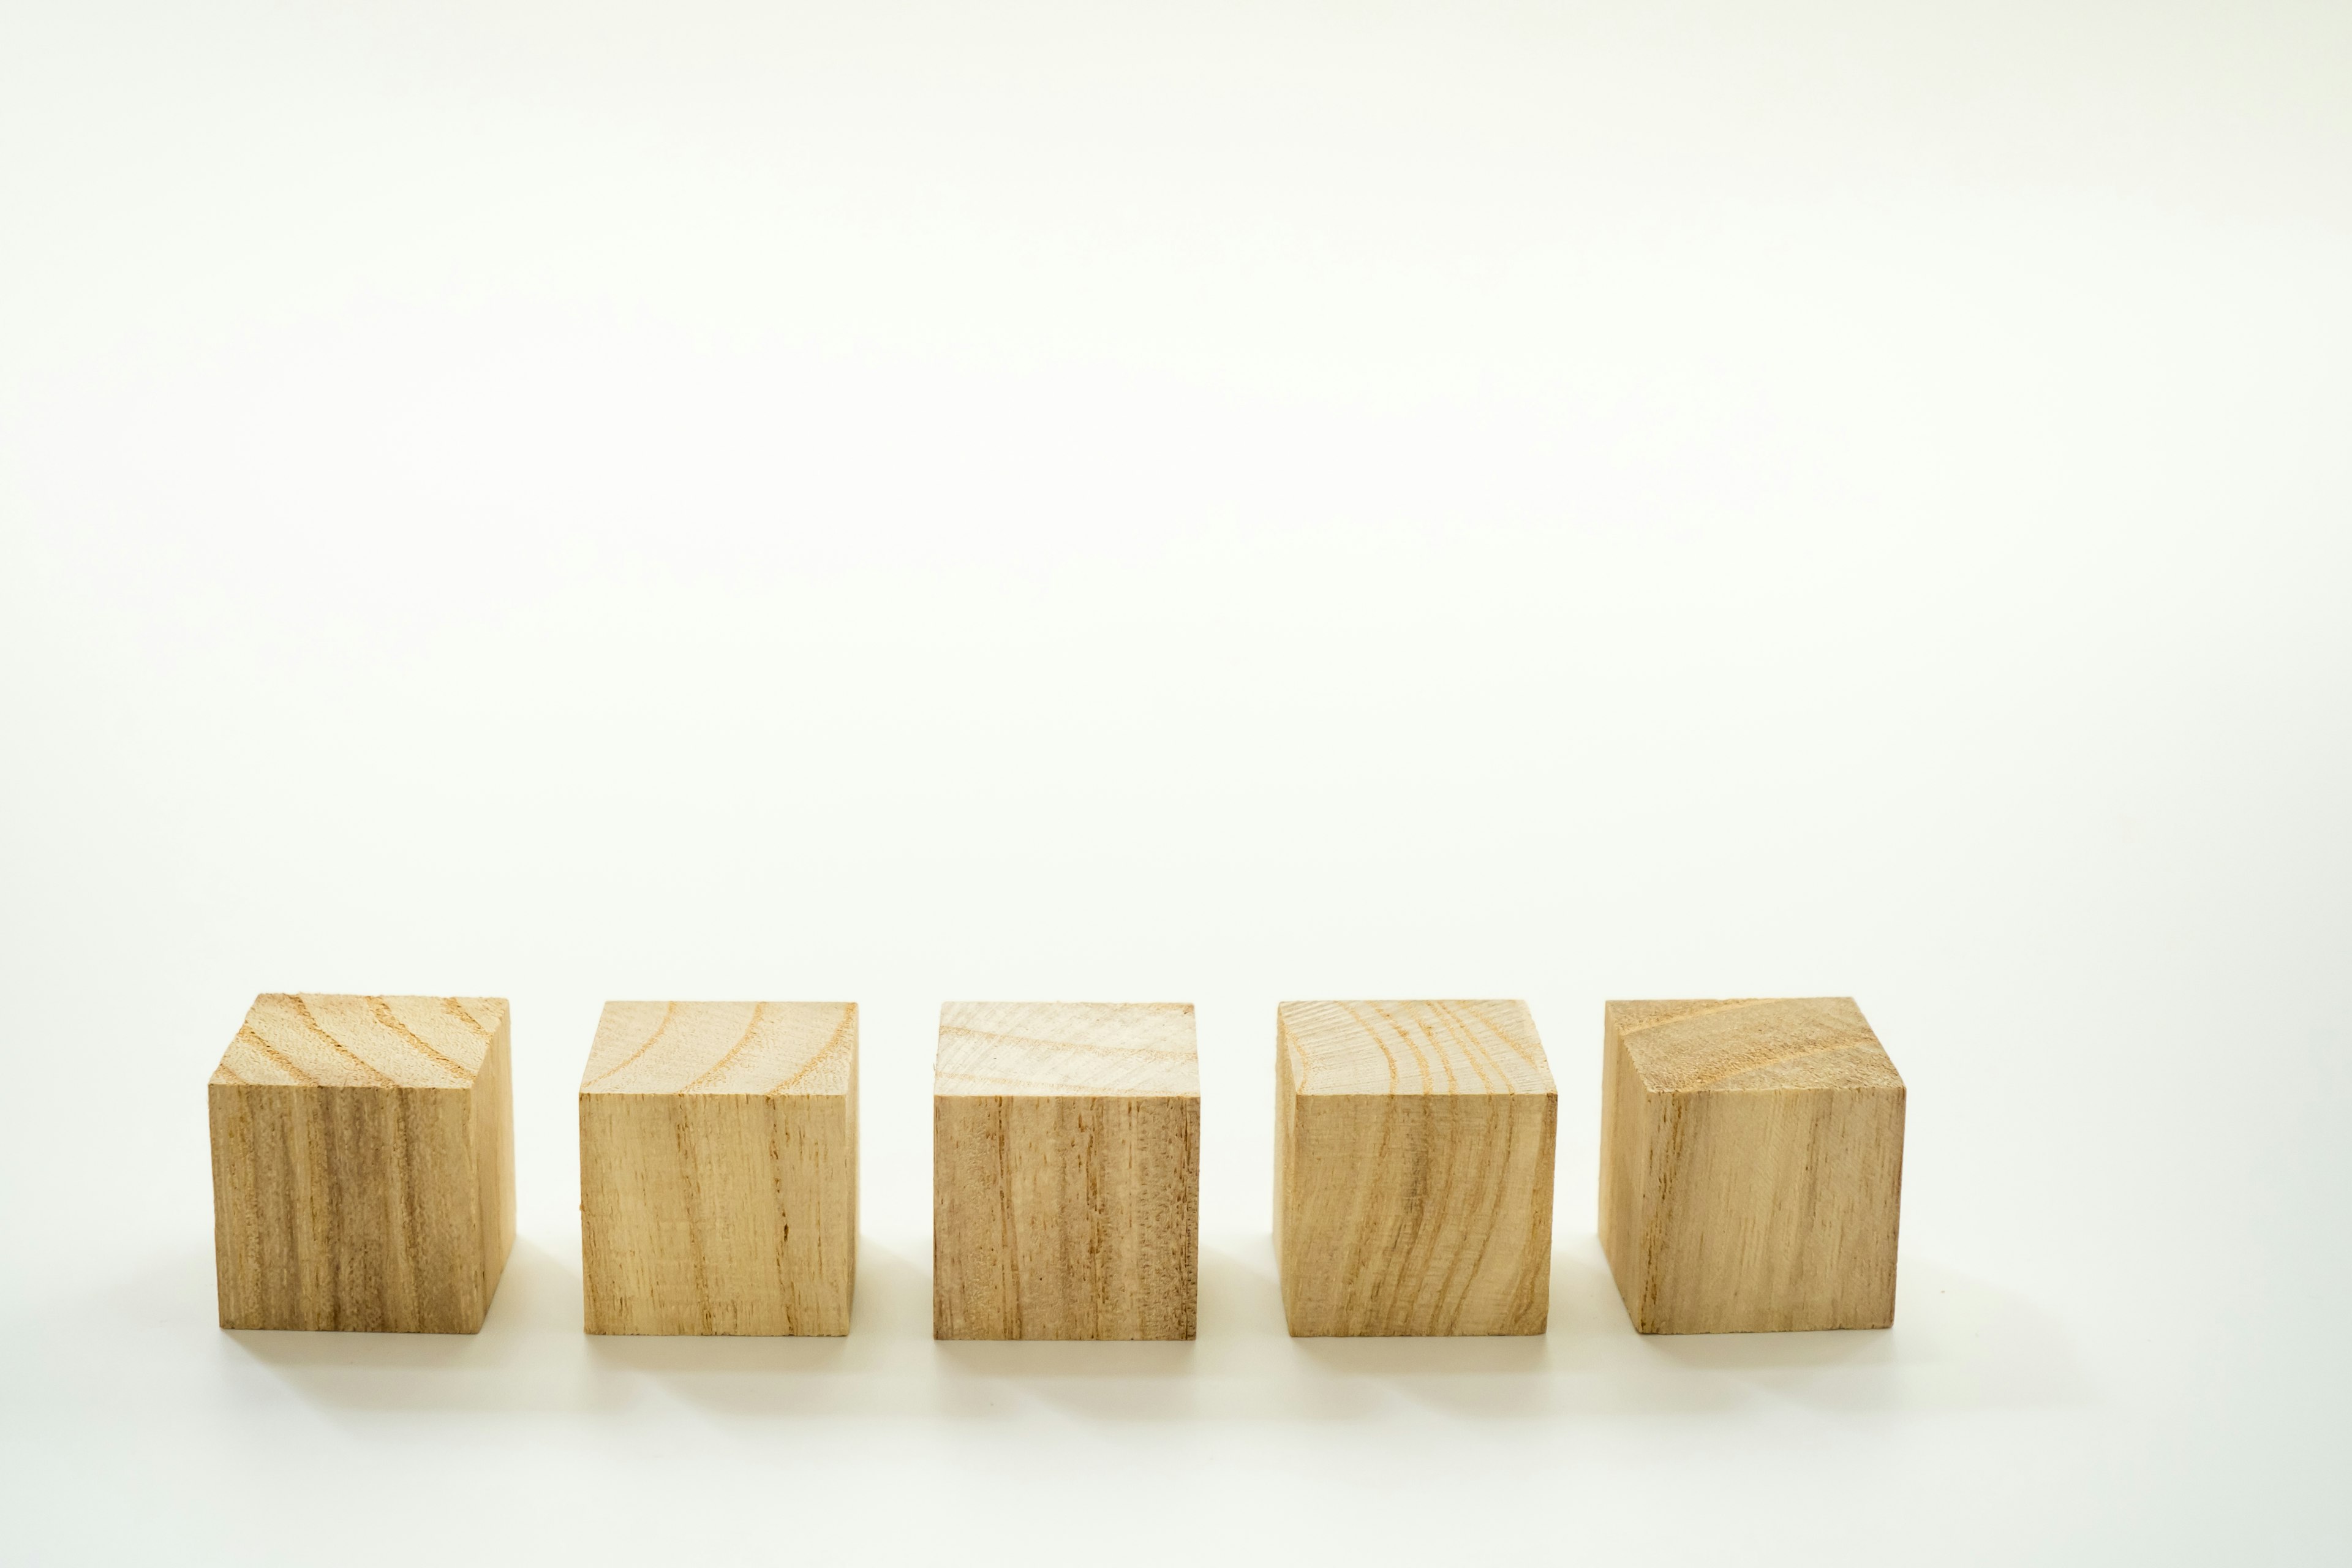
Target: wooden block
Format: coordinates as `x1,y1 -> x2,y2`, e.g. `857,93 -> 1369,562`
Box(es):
207,993 -> 514,1333
933,1001 -> 1199,1341
1599,998 -> 1906,1334
1275,1000 -> 1557,1337
579,1001 -> 858,1336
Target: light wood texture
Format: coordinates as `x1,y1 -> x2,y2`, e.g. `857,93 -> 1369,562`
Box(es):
579,1001 -> 858,1336
208,993 -> 514,1333
1599,997 -> 1906,1335
933,1001 -> 1199,1341
1275,1000 -> 1556,1337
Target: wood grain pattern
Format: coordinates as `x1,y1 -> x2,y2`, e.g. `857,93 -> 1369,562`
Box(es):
1275,1000 -> 1556,1337
579,1001 -> 858,1336
208,993 -> 514,1333
1599,997 -> 1905,1334
934,1001 -> 1199,1341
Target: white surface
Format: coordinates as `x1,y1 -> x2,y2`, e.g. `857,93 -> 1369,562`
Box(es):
2,1 -> 2347,1561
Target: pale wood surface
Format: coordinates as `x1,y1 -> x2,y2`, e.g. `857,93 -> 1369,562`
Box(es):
1276,998 -> 1557,1095
934,1002 -> 1199,1340
213,992 -> 505,1088
208,993 -> 514,1333
579,1001 -> 857,1336
936,1000 -> 1199,1095
580,998 -> 856,1096
1275,1000 -> 1556,1337
1600,997 -> 1905,1335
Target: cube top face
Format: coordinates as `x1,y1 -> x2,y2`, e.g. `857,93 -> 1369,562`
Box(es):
937,1001 -> 1198,1098
212,994 -> 508,1090
581,1001 -> 857,1096
1608,998 -> 1902,1094
1277,1000 -> 1553,1096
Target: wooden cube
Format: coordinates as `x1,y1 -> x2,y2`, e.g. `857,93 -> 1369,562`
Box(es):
933,1001 -> 1199,1340
579,1001 -> 858,1336
208,993 -> 515,1333
1600,998 -> 1906,1334
1275,1000 -> 1557,1337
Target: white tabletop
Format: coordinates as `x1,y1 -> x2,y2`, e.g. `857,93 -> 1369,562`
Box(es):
1,1 -> 2343,1562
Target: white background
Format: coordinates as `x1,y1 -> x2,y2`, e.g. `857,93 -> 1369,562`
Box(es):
2,1 -> 2347,1561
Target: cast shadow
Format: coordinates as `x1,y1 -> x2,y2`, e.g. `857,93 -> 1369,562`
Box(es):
1642,1254 -> 2092,1412
222,1238 -> 611,1414
630,1240 -> 1204,1422
1245,1242 -> 2088,1422
1538,1245 -> 2090,1415
929,1245 -> 1207,1422
583,1242 -> 923,1417
1276,1245 -> 1555,1419
203,1229 -> 2084,1425
1150,1237 -> 1553,1422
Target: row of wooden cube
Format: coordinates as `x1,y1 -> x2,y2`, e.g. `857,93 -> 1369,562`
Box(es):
209,995 -> 1905,1338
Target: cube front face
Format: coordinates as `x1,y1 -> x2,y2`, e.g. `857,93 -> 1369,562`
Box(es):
578,1001 -> 858,1336
1275,1001 -> 1558,1338
933,1002 -> 1200,1341
208,994 -> 514,1333
934,1094 -> 1200,1340
1600,998 -> 1905,1335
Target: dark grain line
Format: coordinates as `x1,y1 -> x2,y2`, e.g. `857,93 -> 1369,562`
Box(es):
681,1003 -> 771,1094
230,1022 -> 315,1084
284,996 -> 395,1086
766,1006 -> 856,1094
582,1002 -> 680,1091
366,997 -> 471,1084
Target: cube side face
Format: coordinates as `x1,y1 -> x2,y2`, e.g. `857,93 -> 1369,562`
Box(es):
1632,1084 -> 1905,1333
1279,1091 -> 1556,1337
580,1091 -> 856,1336
1597,1017 -> 1650,1319
470,1011 -> 516,1311
209,1082 -> 490,1332
843,1041 -> 860,1316
933,1095 -> 1009,1337
935,1094 -> 1200,1340
1273,1019 -> 1298,1255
